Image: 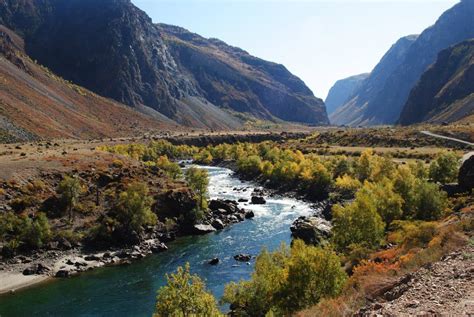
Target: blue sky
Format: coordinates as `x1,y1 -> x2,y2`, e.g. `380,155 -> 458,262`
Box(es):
132,0 -> 459,99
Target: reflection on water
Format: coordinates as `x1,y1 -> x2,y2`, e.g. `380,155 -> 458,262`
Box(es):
0,166 -> 315,317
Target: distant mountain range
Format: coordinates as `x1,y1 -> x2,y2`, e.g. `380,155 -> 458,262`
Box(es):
0,0 -> 328,137
324,73 -> 368,115
329,0 -> 474,126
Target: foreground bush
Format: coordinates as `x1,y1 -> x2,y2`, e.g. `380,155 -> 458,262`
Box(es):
154,263 -> 221,317
429,151 -> 459,184
222,240 -> 347,316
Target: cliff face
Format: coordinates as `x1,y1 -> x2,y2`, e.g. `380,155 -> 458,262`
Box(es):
325,73 -> 369,116
332,0 -> 474,126
399,40 -> 474,125
0,0 -> 329,129
330,35 -> 417,126
0,25 -> 171,142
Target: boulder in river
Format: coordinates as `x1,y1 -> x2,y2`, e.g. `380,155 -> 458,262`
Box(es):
459,155 -> 474,191
151,242 -> 168,253
209,199 -> 238,214
244,210 -> 255,219
193,224 -> 217,235
211,219 -> 225,230
290,216 -> 332,245
251,196 -> 266,204
234,254 -> 252,262
208,258 -> 219,265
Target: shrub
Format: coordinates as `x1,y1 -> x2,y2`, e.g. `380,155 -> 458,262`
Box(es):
114,182 -> 157,234
332,189 -> 385,252
156,156 -> 182,180
154,263 -> 221,317
334,175 -> 362,198
412,180 -> 447,220
185,167 -> 209,210
57,176 -> 83,220
429,151 -> 459,184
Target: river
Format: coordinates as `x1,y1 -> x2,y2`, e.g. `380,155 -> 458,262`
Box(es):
0,166 -> 315,316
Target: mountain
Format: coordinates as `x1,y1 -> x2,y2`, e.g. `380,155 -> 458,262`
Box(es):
332,0 -> 474,126
0,0 -> 328,129
325,73 -> 369,116
399,40 -> 474,125
0,25 -> 171,143
330,35 -> 418,125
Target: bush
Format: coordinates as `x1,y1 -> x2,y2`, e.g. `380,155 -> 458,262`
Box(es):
114,182 -> 157,234
429,152 -> 459,184
334,175 -> 361,198
156,156 -> 182,180
185,167 -> 209,210
332,189 -> 385,252
57,176 -> 83,220
154,263 -> 221,317
412,180 -> 447,220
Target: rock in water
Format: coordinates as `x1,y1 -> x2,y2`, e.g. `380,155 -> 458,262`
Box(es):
211,219 -> 225,230
459,155 -> 474,191
290,216 -> 332,245
234,254 -> 252,262
192,224 -> 217,235
208,258 -> 219,265
251,196 -> 266,204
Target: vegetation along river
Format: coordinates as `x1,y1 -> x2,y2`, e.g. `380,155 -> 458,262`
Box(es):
0,166 -> 316,316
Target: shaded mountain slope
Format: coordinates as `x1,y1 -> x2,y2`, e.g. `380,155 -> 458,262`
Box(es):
399,40 -> 474,125
331,35 -> 418,126
0,0 -> 328,128
325,73 -> 369,116
0,25 -> 172,142
333,0 -> 474,126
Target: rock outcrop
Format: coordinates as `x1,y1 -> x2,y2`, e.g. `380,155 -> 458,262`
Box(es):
290,216 -> 332,245
459,154 -> 474,191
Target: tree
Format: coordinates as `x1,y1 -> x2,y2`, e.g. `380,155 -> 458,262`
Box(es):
154,263 -> 221,317
115,182 -> 157,234
279,240 -> 347,313
332,189 -> 385,252
429,151 -> 459,184
362,180 -> 403,226
237,155 -> 262,177
355,149 -> 375,182
156,156 -> 182,180
412,180 -> 447,220
57,176 -> 83,220
185,167 -> 209,210
223,242 -> 347,316
23,213 -> 51,249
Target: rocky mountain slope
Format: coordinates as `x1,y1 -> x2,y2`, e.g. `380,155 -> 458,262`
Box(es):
399,40 -> 474,125
0,0 -> 328,129
330,35 -> 418,125
332,0 -> 474,126
325,73 -> 368,116
0,25 -> 172,143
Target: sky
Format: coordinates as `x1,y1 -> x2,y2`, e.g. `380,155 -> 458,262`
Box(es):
131,0 -> 459,100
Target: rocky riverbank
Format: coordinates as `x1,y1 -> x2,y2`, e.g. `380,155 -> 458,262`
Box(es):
0,197 -> 254,295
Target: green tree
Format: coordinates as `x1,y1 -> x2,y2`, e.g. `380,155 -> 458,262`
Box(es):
154,263 -> 221,317
279,240 -> 347,313
23,213 -> 51,249
223,242 -> 347,316
429,152 -> 459,184
362,180 -> 403,225
57,176 -> 83,220
332,189 -> 385,252
185,167 -> 209,210
115,182 -> 157,233
237,155 -> 262,177
156,156 -> 182,180
355,149 -> 375,182
412,180 -> 447,220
